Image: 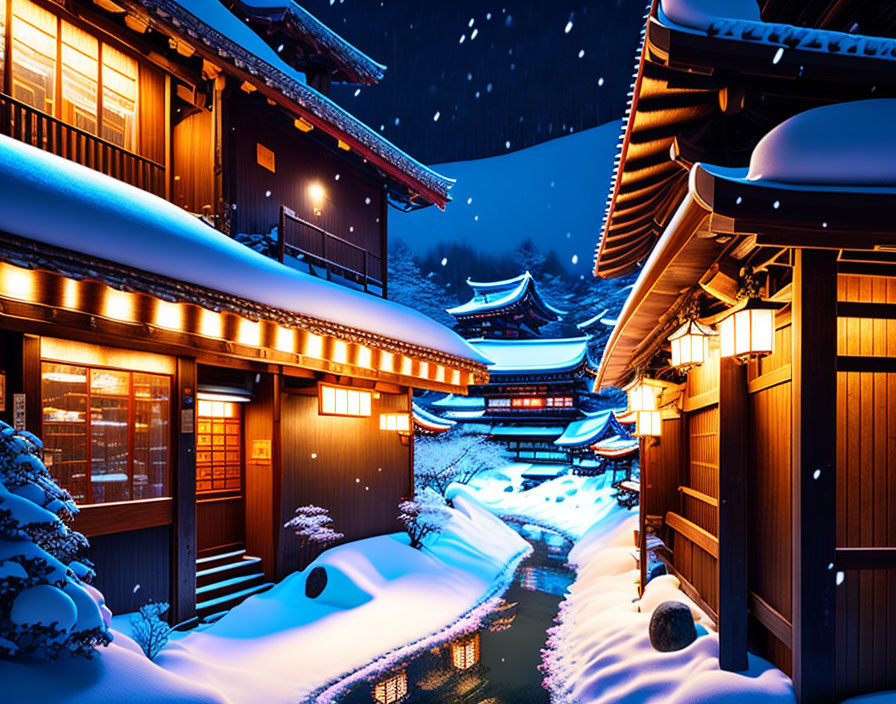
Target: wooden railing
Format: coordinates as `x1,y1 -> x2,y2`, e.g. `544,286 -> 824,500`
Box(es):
278,206 -> 384,295
0,93 -> 166,198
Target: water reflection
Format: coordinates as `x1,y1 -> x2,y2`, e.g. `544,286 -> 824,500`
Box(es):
340,526 -> 573,704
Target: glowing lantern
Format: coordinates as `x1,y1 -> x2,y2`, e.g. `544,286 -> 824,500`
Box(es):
633,410 -> 662,438
668,320 -> 715,369
379,413 -> 410,433
318,383 -> 372,417
719,298 -> 778,360
452,633 -> 480,670
624,378 -> 664,412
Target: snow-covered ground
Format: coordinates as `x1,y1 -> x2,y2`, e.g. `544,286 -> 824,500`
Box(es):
3,495 -> 529,704
543,517 -> 797,704
449,463 -> 634,541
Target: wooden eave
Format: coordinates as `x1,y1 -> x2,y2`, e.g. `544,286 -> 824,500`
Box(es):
596,194 -> 724,389
0,230 -> 488,390
594,2 -> 896,279
115,0 -> 449,209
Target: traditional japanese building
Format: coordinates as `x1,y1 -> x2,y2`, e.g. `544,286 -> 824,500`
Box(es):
594,1 -> 896,700
0,0 -> 489,625
446,271 -> 565,339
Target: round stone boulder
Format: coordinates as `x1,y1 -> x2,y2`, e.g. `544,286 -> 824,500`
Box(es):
648,600 -> 697,652
305,567 -> 328,599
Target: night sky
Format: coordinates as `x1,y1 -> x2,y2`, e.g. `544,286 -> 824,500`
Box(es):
302,1 -> 647,164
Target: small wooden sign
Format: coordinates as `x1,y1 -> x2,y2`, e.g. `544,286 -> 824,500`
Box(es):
13,393 -> 26,431
256,142 -> 276,173
180,407 -> 194,434
251,439 -> 272,463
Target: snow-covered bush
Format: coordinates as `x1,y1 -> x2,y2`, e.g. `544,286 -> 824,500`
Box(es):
130,600 -> 171,660
415,428 -> 508,495
0,422 -> 112,659
284,505 -> 344,550
398,488 -> 452,549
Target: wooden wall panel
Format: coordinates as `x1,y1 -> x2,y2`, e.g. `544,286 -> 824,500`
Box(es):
641,416 -> 683,519
278,389 -> 411,577
244,373 -> 277,578
172,108 -> 215,215
197,497 -> 245,552
88,525 -> 170,615
138,64 -> 166,164
227,96 -> 384,267
686,406 -> 719,536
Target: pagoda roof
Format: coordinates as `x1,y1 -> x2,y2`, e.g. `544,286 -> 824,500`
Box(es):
593,0 -> 896,278
232,0 -> 386,85
446,271 -> 565,319
126,0 -> 452,209
430,394 -> 486,409
412,402 -> 455,433
469,337 -> 591,375
489,425 -> 566,438
553,410 -> 628,448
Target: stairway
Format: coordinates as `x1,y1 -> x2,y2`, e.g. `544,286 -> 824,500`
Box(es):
195,545 -> 273,622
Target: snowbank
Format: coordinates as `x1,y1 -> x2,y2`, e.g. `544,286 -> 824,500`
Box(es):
660,0 -> 760,31
450,465 -> 634,541
746,99 -> 896,186
3,495 -> 527,704
543,517 -> 796,704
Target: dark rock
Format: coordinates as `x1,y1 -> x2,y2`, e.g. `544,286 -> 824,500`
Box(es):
305,567 -> 327,599
648,600 -> 697,652
647,562 -> 668,583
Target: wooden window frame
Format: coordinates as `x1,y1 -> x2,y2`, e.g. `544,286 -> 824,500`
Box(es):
195,401 -> 243,496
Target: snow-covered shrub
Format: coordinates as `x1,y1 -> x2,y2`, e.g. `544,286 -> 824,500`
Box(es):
0,422 -> 112,659
130,600 -> 171,660
284,505 -> 344,550
415,428 -> 508,495
398,488 -> 452,549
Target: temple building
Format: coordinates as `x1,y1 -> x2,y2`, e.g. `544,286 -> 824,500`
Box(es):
0,0 -> 488,625
593,1 -> 896,700
446,271 -> 565,339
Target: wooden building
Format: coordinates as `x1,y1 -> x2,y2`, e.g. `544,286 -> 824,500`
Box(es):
0,0 -> 488,624
446,272 -> 565,339
593,2 -> 896,701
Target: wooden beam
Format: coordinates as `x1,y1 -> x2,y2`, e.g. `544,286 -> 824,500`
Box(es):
171,357 -> 197,624
791,248 -> 837,703
718,357 -> 748,672
665,511 -> 719,559
682,388 -> 719,412
835,547 -> 896,570
836,356 -> 896,373
837,302 -> 896,320
747,364 -> 791,395
749,591 -> 793,649
679,485 -> 719,508
73,497 -> 173,537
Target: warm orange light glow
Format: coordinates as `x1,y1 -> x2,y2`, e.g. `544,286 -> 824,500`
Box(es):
237,318 -> 261,347
274,326 -> 296,354
668,320 -> 714,369
294,117 -> 314,132
337,139 -> 351,152
61,277 -> 79,309
452,633 -> 480,670
719,300 -> 777,360
0,264 -> 36,301
633,410 -> 662,437
200,309 -> 222,338
400,356 -> 413,376
154,300 -> 183,331
332,339 -> 348,364
373,671 -> 407,704
308,182 -> 325,203
435,365 -> 446,383
355,345 -> 372,369
304,332 -> 323,358
418,361 -> 429,379
451,369 -> 461,386
318,382 -> 372,417
103,288 -> 135,322
625,378 -> 664,412
379,351 -> 394,373
379,413 -> 411,433
197,399 -> 239,418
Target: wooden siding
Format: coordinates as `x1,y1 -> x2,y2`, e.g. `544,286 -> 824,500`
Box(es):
226,95 -> 384,266
278,388 -> 411,577
834,272 -> 896,698
172,108 -> 215,215
197,496 -> 245,552
88,525 -> 170,615
137,63 -> 167,165
244,372 -> 278,579
746,313 -> 794,673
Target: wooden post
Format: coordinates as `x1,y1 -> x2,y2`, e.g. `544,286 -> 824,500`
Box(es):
718,356 -> 748,671
171,357 -> 197,625
791,248 -> 837,702
638,435 -> 648,596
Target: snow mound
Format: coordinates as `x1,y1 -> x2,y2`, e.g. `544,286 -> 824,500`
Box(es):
543,516 -> 795,704
660,0 -> 760,31
746,99 -> 896,186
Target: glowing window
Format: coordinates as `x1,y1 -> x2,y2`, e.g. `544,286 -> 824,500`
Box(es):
101,43 -> 138,150
11,0 -> 58,114
318,383 -> 372,418
452,633 -> 480,670
61,21 -> 98,134
373,671 -> 407,704
196,400 -> 241,493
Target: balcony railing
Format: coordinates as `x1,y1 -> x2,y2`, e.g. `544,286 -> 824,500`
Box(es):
278,206 -> 385,295
0,93 -> 166,198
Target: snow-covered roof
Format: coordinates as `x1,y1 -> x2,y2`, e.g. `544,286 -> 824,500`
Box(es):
554,410 -> 624,447
234,0 -> 386,84
660,0 -> 759,31
576,310 -> 608,330
592,436 -> 639,457
744,99 -> 896,187
412,402 -> 455,431
137,0 -> 452,205
444,410 -> 486,420
447,271 -> 565,317
0,136 -> 489,369
468,337 -> 591,374
489,425 -> 566,438
430,394 -> 486,409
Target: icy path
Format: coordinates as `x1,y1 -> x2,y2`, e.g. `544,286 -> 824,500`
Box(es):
449,464 -> 633,541
3,495 -> 529,704
542,518 -> 796,704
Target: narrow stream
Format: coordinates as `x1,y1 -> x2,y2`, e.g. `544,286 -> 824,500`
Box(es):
339,523 -> 574,704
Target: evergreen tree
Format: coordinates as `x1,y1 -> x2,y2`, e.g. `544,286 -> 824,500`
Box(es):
387,240 -> 455,326
0,422 -> 112,659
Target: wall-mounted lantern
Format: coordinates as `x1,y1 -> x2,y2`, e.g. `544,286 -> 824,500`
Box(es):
632,410 -> 662,438
308,182 -> 325,217
718,297 -> 778,360
668,319 -> 715,369
318,382 -> 372,417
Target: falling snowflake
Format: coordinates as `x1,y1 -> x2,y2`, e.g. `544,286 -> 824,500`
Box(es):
335,174 -> 340,180
466,197 -> 472,204
565,21 -> 573,33
578,49 -> 585,58
441,257 -> 448,266
468,18 -> 475,27
459,34 -> 466,44
571,254 -> 579,264
598,77 -> 605,86
433,111 -> 440,121
487,83 -> 493,93
365,197 -> 371,205
471,28 -> 478,39
353,88 -> 361,97
773,47 -> 784,64
505,140 -> 511,149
